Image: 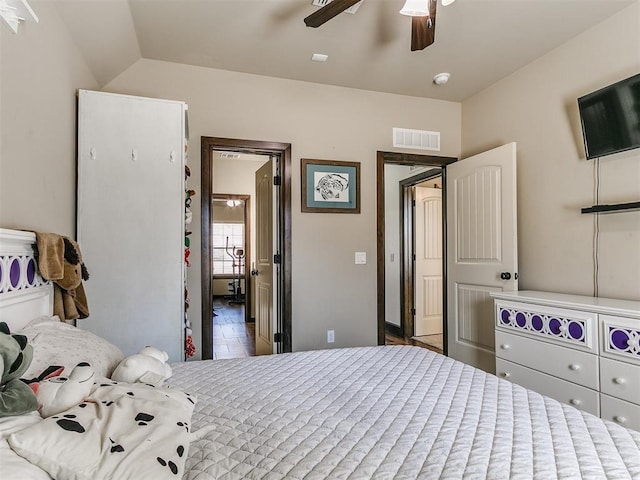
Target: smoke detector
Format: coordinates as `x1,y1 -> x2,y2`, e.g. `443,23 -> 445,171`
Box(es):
433,72 -> 451,85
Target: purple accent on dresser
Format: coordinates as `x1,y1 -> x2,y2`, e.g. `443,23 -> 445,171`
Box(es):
9,258 -> 20,288
549,318 -> 562,335
568,321 -> 583,340
531,315 -> 543,332
27,259 -> 36,284
610,329 -> 630,350
498,305 -> 589,347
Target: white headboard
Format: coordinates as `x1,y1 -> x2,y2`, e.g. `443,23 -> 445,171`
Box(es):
0,228 -> 53,331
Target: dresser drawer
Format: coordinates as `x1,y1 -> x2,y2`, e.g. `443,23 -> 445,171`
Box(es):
600,394 -> 640,432
496,330 -> 599,389
600,314 -> 640,365
496,358 -> 599,415
600,356 -> 640,405
495,300 -> 597,352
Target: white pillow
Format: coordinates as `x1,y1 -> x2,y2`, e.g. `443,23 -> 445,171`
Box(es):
0,413 -> 51,480
20,318 -> 124,380
8,382 -> 196,480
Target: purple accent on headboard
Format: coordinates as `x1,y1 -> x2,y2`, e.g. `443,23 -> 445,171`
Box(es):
27,258 -> 36,285
10,258 -> 20,288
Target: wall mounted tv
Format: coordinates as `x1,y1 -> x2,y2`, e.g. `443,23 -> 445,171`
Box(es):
578,73 -> 640,160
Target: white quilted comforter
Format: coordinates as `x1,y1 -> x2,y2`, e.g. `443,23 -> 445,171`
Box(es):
167,346 -> 640,479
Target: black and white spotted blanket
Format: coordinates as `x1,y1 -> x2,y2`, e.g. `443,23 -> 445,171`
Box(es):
8,381 -> 196,480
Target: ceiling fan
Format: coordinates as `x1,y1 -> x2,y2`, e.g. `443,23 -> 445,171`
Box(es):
304,0 -> 455,51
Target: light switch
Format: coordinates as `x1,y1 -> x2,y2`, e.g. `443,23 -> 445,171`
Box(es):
355,252 -> 366,265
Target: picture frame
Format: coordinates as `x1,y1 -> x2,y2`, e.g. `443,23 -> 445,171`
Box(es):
301,158 -> 360,214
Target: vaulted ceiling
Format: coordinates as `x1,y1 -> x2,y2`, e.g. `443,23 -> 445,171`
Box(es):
53,0 -> 636,102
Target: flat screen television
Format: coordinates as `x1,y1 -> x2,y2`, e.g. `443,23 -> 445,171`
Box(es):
578,73 -> 640,160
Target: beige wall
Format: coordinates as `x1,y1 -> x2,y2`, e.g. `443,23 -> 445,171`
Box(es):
0,1 -> 99,235
462,2 -> 640,301
105,60 -> 462,357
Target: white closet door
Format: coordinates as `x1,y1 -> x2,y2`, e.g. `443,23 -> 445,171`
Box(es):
77,90 -> 185,361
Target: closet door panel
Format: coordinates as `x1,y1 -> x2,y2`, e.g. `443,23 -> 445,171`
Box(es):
77,90 -> 184,361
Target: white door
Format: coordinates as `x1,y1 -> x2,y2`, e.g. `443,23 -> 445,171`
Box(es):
446,143 -> 518,373
254,160 -> 274,355
77,90 -> 185,361
414,186 -> 443,337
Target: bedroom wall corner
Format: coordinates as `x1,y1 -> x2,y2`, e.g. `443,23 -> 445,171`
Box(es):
461,2 -> 640,301
0,1 -> 99,236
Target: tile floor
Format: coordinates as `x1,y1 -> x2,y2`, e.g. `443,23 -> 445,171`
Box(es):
212,297 -> 255,359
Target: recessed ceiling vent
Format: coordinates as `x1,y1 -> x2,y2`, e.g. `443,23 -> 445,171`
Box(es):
393,128 -> 440,151
311,0 -> 362,14
219,152 -> 241,159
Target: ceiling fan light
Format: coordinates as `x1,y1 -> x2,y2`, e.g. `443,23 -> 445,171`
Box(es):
399,0 -> 430,17
441,0 -> 455,5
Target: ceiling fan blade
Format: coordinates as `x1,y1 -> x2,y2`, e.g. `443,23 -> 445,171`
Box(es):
304,0 -> 362,28
410,0 -> 437,51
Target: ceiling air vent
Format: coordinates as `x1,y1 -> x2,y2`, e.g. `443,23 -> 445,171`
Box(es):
311,0 -> 362,14
219,152 -> 241,159
393,128 -> 440,151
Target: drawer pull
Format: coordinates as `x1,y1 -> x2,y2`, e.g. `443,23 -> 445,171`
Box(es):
613,416 -> 627,424
499,372 -> 510,378
569,399 -> 582,406
568,364 -> 581,371
613,377 -> 626,385
500,344 -> 510,350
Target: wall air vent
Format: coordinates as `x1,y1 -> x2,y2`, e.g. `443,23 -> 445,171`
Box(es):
219,152 -> 241,159
393,128 -> 440,151
311,0 -> 362,14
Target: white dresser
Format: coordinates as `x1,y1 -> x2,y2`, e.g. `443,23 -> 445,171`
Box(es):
492,290 -> 640,431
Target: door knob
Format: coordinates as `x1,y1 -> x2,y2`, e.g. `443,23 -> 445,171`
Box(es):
250,269 -> 259,276
500,272 -> 512,280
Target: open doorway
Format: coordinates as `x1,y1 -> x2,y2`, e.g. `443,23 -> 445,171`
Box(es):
201,137 -> 292,360
376,151 -> 456,353
211,194 -> 252,359
410,175 -> 444,352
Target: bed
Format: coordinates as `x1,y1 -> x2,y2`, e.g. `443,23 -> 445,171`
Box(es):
1,228 -> 640,479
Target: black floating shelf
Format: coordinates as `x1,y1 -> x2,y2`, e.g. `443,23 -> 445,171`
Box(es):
581,201 -> 640,214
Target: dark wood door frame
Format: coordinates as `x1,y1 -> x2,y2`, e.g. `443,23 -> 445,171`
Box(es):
211,193 -> 251,324
202,137 -> 292,360
376,151 -> 457,349
387,168 -> 443,339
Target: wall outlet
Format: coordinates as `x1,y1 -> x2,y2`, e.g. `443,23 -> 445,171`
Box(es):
327,329 -> 335,343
